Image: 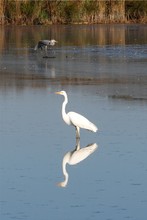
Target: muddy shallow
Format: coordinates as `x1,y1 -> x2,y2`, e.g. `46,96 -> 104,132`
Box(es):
0,24 -> 147,220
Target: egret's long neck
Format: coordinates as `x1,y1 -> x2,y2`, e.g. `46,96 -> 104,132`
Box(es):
62,94 -> 70,125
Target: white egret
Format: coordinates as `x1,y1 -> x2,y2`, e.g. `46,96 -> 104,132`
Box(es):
58,140 -> 98,187
34,39 -> 57,53
55,90 -> 98,139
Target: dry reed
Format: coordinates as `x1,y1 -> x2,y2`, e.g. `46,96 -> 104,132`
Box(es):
0,1 -> 146,25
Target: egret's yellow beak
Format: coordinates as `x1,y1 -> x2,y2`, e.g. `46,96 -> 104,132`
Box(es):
55,91 -> 62,95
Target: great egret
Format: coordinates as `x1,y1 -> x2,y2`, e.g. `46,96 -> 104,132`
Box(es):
55,90 -> 98,139
34,39 -> 57,52
58,140 -> 98,187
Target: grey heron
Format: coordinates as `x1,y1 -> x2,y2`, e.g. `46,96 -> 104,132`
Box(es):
34,39 -> 58,56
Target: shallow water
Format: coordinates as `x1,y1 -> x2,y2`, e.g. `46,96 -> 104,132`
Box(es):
0,24 -> 147,220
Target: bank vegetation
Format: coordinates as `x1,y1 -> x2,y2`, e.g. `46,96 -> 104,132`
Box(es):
0,1 -> 147,25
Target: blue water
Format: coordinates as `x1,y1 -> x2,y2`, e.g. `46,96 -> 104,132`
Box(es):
0,25 -> 147,220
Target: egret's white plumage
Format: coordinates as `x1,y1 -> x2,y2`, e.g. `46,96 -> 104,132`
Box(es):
58,141 -> 98,187
55,90 -> 98,138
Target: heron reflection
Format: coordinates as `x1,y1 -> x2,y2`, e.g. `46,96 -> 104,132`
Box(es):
58,139 -> 98,187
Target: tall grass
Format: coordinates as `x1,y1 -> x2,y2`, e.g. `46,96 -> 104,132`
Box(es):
126,1 -> 147,23
0,0 -> 146,25
0,0 -> 5,25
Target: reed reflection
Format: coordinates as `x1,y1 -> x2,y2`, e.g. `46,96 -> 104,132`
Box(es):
58,139 -> 98,187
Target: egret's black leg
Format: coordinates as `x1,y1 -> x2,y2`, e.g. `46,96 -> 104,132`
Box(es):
75,127 -> 80,140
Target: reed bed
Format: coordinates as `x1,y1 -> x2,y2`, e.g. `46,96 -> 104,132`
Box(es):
0,1 -> 147,25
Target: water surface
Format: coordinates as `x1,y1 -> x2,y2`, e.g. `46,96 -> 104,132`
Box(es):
0,24 -> 147,220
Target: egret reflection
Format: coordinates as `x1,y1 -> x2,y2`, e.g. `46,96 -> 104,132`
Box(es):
58,139 -> 98,187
